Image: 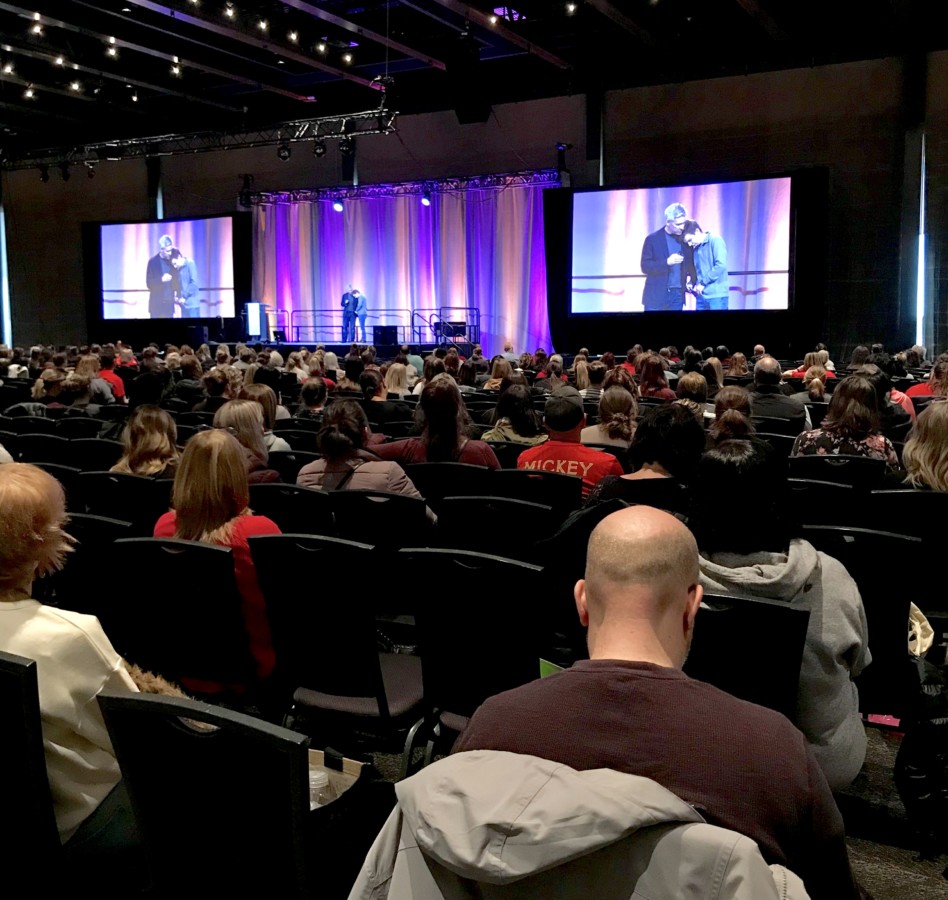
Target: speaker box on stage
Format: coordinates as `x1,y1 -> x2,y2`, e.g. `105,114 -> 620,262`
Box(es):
188,325 -> 208,345
374,326 -> 398,345
441,321 -> 467,339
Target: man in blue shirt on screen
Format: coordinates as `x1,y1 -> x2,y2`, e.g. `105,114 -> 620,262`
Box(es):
640,203 -> 690,312
171,249 -> 201,318
682,220 -> 729,311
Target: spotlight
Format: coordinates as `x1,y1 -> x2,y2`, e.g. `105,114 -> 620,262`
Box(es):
23,85 -> 34,98
256,19 -> 268,31
106,46 -> 117,57
238,173 -> 254,208
566,2 -> 577,12
338,137 -> 353,156
421,189 -> 431,207
170,64 -> 181,75
277,142 -> 291,161
288,30 -> 298,43
69,80 -> 81,91
312,140 -> 327,158
54,56 -> 64,65
59,162 -> 70,182
39,165 -> 49,183
2,63 -> 13,74
341,52 -> 352,64
332,200 -> 344,212
224,4 -> 235,18
315,42 -> 326,53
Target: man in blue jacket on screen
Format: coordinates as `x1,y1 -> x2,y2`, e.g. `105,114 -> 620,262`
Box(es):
682,220 -> 729,311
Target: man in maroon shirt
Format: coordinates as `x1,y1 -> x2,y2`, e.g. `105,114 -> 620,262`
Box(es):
455,506 -> 862,900
517,387 -> 623,499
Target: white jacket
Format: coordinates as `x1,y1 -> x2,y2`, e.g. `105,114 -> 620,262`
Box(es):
348,751 -> 809,900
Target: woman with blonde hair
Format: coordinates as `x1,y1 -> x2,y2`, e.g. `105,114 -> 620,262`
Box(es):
238,384 -> 291,452
903,401 -> 948,491
75,354 -> 116,405
31,367 -> 65,402
726,352 -> 749,378
384,361 -> 411,398
483,357 -> 512,391
110,405 -> 180,478
213,399 -> 281,483
0,463 -> 141,849
286,351 -> 308,382
581,386 -> 637,448
573,359 -> 590,391
153,430 -> 281,684
804,365 -> 827,401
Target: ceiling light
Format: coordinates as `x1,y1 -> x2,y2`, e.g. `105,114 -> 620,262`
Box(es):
421,189 -> 431,207
339,137 -> 354,156
224,4 -> 235,18
131,92 -> 138,101
54,55 -> 64,65
109,36 -> 116,44
277,142 -> 291,161
257,19 -> 268,31
332,200 -> 344,212
2,63 -> 13,74
489,15 -> 497,24
33,11 -> 40,19
171,64 -> 181,75
30,23 -> 43,35
566,2 -> 577,12
106,46 -> 117,57
69,80 -> 81,91
315,42 -> 326,53
312,140 -> 326,158
288,30 -> 298,43
23,85 -> 34,98
342,52 -> 352,64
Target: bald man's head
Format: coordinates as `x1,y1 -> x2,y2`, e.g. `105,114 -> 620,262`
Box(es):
577,506 -> 702,667
754,355 -> 782,386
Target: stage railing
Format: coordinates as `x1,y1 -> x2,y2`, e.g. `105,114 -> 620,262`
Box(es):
412,307 -> 481,349
289,307 -> 413,344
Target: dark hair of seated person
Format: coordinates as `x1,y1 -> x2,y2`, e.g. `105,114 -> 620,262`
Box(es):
317,400 -> 370,460
848,345 -> 870,368
821,375 -> 880,440
203,368 -> 229,397
298,377 -> 327,412
343,357 -> 365,384
690,439 -> 789,555
419,376 -> 474,461
493,384 -> 543,438
458,360 -> 478,388
587,362 -> 607,386
359,368 -> 383,401
629,404 -> 706,483
681,349 -> 704,373
708,386 -> 755,443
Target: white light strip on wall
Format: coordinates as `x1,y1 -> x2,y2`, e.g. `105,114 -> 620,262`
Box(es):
156,181 -> 164,221
916,132 -> 926,347
0,198 -> 12,346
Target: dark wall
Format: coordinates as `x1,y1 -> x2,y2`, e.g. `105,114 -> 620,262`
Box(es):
1,57 -> 939,360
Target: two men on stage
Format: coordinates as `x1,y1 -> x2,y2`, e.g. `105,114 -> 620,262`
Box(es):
341,285 -> 367,341
146,234 -> 201,318
640,203 -> 728,311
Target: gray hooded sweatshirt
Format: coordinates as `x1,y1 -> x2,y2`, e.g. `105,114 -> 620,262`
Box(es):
698,538 -> 870,790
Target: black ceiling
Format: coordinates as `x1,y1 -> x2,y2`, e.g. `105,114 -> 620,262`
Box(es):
0,0 -> 938,162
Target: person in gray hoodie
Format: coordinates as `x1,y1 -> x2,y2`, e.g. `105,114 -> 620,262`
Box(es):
691,440 -> 870,790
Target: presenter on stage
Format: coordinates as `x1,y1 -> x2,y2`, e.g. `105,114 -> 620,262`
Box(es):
341,285 -> 357,342
353,289 -> 367,341
171,248 -> 201,318
682,220 -> 729,311
640,202 -> 690,312
146,234 -> 177,318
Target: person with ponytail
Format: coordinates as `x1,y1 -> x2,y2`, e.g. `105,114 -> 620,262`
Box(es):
297,400 -> 434,520
581,386 -> 637,448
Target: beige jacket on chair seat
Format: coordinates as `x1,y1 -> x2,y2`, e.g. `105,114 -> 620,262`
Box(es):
348,750 -> 809,900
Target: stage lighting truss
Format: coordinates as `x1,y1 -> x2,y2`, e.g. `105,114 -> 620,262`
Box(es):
1,104 -> 398,171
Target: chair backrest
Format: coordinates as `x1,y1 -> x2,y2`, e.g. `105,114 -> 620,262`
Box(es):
868,488 -> 948,541
491,468 -> 584,518
248,482 -> 335,536
97,692 -> 311,897
0,651 -> 62,873
398,548 -> 545,721
806,401 -> 830,428
404,462 -> 493,512
800,524 -> 922,717
177,411 -> 216,426
785,478 -> 860,529
32,463 -> 83,513
268,449 -> 322,484
70,437 -> 124,472
247,534 -> 388,706
56,417 -> 104,439
278,429 -> 321,452
684,593 -> 810,720
111,538 -> 255,688
755,432 -> 797,457
274,417 -> 320,433
436,495 -> 554,559
787,454 -> 886,489
330,490 -> 428,546
8,415 -> 57,435
750,415 -> 803,437
583,443 -> 631,472
77,471 -> 173,535
13,432 -> 70,464
484,441 -> 530,469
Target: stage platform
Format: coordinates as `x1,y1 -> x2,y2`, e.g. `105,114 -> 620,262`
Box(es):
205,341 -> 463,359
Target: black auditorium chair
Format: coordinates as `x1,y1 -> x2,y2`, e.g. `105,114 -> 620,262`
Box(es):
801,525 -> 922,718
684,593 -> 810,721
0,651 -> 63,883
404,462 -> 493,513
436,496 -> 554,561
788,455 -> 886,489
330,490 -> 428,548
7,416 -> 58,435
268,450 -> 322,485
110,538 -> 255,690
868,488 -> 948,542
274,417 -> 320,432
754,432 -> 797,458
177,411 -> 216,427
33,464 -> 83,512
248,533 -> 424,754
56,417 -> 104,439
69,438 -> 124,472
77,471 -> 172,535
247,483 -> 335,536
786,479 -> 860,529
398,548 -> 545,772
97,692 -> 313,898
583,443 -> 631,473
751,415 -> 805,437
276,429 -> 321,453
483,441 -> 529,469
490,469 -> 583,520
14,433 -> 70,465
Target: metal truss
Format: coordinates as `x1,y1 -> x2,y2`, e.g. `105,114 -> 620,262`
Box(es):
252,168 -> 562,204
1,104 -> 397,170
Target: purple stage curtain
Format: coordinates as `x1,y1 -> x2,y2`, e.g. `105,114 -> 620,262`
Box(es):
252,180 -> 554,355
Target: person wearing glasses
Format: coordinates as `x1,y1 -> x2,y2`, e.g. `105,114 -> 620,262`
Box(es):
640,202 -> 693,312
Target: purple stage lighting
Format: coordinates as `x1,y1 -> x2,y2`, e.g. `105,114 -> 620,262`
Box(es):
332,200 -> 344,212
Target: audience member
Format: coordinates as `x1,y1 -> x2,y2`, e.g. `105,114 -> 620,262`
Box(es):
750,357 -> 810,433
481,385 -> 548,445
213,399 -> 281,483
903,401 -> 948,491
692,440 -> 870,790
905,357 -> 948,398
674,371 -> 709,421
295,378 -> 327,422
580,386 -> 637,448
579,362 -> 606,401
110,405 -> 179,479
454,505 -> 861,899
516,387 -> 623,499
238,383 -> 292,453
636,354 -> 676,401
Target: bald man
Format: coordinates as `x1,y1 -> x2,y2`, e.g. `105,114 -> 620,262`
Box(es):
750,356 -> 811,432
455,507 -> 860,900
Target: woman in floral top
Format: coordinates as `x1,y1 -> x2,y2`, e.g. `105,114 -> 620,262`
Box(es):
792,374 -> 898,467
